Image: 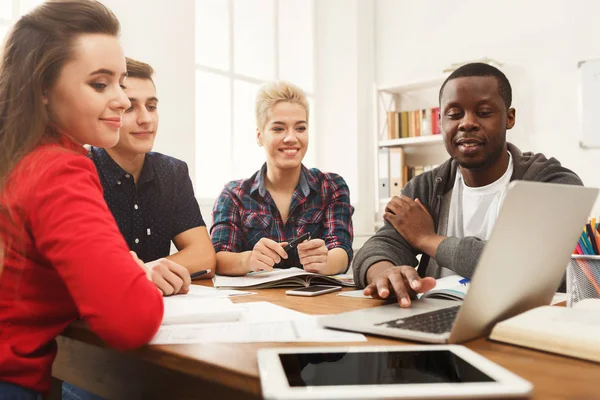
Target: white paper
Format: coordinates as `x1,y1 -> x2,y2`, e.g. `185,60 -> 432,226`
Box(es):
151,301 -> 366,344
151,318 -> 366,344
550,292 -> 568,305
573,298 -> 600,310
186,285 -> 256,298
162,297 -> 241,325
238,301 -> 308,322
151,320 -> 297,344
337,290 -> 373,299
295,317 -> 366,342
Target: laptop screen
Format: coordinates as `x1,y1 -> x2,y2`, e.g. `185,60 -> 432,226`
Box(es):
279,350 -> 495,387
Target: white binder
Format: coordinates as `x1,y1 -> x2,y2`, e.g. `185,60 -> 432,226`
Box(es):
389,147 -> 405,197
378,147 -> 390,199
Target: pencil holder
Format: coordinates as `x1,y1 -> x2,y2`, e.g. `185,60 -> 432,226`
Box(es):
566,255 -> 600,307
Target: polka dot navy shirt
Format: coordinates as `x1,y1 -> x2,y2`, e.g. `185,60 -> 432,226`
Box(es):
90,147 -> 205,263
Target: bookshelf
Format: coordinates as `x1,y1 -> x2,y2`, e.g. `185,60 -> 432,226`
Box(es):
373,76 -> 450,229
378,135 -> 443,148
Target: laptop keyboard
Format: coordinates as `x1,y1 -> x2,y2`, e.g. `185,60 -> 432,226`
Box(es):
375,306 -> 461,334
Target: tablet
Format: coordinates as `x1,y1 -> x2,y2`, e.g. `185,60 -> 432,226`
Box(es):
257,345 -> 532,399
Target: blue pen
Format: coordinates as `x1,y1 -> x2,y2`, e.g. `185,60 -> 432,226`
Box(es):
458,278 -> 470,285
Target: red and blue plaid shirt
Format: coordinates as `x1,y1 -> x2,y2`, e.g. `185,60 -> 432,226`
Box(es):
211,164 -> 354,269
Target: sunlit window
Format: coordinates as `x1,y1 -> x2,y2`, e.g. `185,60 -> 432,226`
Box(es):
195,0 -> 315,202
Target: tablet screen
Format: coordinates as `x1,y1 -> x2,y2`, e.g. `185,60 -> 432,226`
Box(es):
279,350 -> 495,387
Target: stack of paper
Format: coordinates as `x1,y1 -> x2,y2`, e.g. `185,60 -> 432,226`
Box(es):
162,296 -> 242,325
152,301 -> 366,344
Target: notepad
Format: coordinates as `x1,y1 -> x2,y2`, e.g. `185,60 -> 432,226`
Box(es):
213,267 -> 355,289
489,299 -> 600,363
162,296 -> 241,325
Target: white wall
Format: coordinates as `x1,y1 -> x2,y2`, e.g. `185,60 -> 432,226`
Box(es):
314,0 -> 376,237
375,0 -> 600,214
103,0 -> 196,182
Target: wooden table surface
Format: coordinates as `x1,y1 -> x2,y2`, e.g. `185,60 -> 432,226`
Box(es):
52,282 -> 600,400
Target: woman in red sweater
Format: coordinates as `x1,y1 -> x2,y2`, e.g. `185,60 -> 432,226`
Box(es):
0,1 -> 164,398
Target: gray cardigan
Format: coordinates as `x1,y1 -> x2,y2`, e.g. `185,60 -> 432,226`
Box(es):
353,143 -> 583,288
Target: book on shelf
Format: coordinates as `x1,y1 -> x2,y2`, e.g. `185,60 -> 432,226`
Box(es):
376,147 -> 438,197
213,267 -> 355,289
385,107 -> 440,140
431,107 -> 440,134
489,298 -> 600,363
406,164 -> 439,181
400,112 -> 409,138
421,109 -> 432,136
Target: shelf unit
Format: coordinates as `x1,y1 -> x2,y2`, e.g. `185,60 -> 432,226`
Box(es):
378,135 -> 443,148
372,76 -> 449,230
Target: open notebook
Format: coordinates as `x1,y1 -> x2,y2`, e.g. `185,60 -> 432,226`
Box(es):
418,275 -> 470,301
213,267 -> 355,289
489,298 -> 600,363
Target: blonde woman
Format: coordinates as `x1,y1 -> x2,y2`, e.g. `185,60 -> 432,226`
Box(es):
211,81 -> 354,276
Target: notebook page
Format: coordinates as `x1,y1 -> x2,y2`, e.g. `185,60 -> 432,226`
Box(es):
162,296 -> 241,325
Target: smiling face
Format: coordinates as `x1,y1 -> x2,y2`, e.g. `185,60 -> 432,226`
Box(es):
440,76 -> 515,171
112,77 -> 159,156
45,33 -> 130,147
257,101 -> 308,171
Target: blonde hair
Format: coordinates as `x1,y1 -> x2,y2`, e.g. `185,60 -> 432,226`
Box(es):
255,81 -> 309,131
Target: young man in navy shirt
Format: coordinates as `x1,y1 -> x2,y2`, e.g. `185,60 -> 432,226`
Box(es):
90,58 -> 216,296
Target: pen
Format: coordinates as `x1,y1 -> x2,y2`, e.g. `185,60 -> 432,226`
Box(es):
190,269 -> 211,280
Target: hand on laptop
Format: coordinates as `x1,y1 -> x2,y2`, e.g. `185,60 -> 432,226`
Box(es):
146,258 -> 192,296
364,263 -> 436,307
246,238 -> 289,273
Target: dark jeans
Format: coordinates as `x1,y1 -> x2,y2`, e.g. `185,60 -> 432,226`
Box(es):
0,381 -> 42,400
61,383 -> 105,400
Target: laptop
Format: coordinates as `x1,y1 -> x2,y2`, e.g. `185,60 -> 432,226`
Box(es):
321,181 -> 598,343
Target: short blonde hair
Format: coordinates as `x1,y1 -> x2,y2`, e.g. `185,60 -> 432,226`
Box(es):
255,81 -> 309,130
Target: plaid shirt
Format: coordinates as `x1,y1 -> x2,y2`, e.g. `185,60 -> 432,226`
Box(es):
211,164 -> 354,268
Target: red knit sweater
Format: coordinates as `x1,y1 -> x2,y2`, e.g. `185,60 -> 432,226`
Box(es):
0,137 -> 164,394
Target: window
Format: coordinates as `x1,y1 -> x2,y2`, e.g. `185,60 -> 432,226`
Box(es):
195,0 -> 315,203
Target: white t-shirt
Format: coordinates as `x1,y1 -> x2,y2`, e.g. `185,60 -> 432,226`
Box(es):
447,152 -> 513,241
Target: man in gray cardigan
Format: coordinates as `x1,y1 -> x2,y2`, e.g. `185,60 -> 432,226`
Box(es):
354,63 -> 582,307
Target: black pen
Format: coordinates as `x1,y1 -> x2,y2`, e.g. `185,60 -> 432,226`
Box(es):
283,232 -> 311,253
190,269 -> 211,280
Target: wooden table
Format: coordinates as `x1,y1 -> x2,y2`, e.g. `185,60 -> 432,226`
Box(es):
52,283 -> 600,400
